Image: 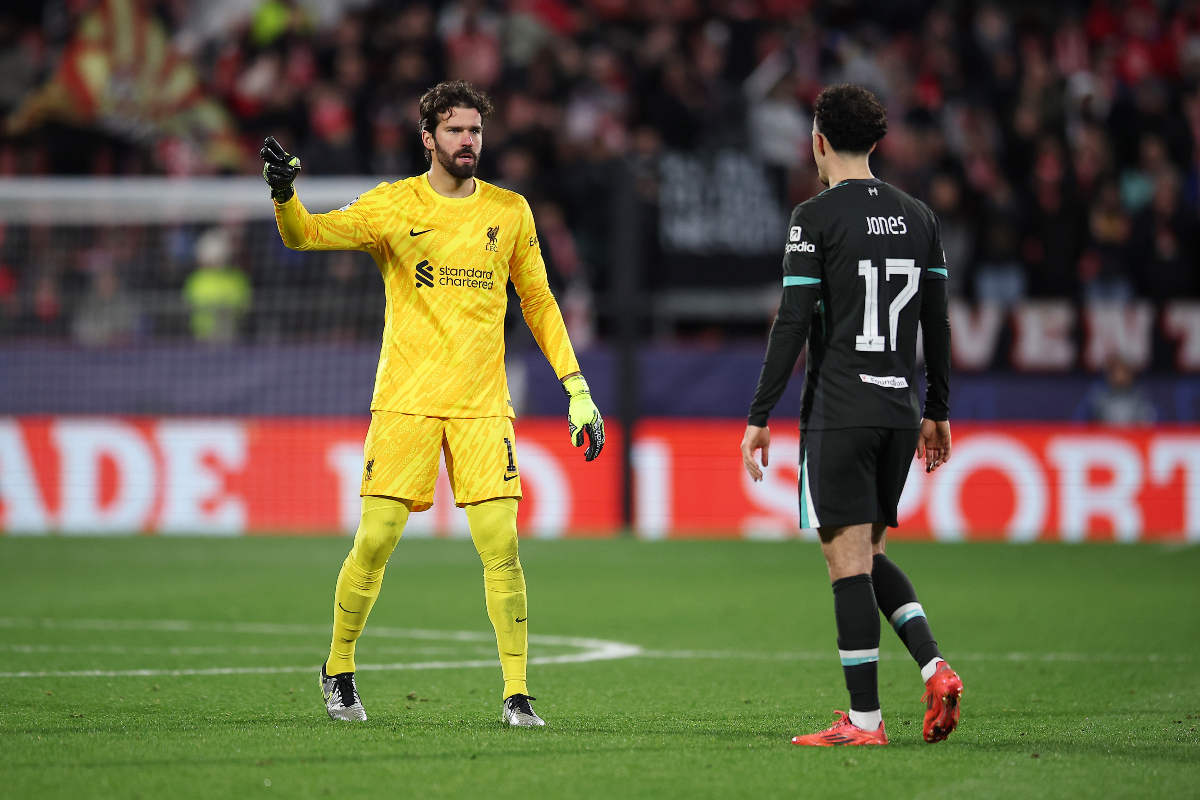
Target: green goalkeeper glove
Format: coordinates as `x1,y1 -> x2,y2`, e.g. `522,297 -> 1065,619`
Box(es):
260,136 -> 301,202
563,374 -> 604,462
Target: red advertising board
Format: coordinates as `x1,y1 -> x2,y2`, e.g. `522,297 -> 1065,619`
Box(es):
634,421 -> 1200,542
0,417 -> 620,538
0,417 -> 1196,541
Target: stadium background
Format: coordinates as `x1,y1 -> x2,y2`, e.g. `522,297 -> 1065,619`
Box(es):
0,0 -> 1198,540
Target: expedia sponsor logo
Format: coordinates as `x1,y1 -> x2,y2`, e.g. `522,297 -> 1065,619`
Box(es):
789,226 -> 803,242
415,260 -> 435,287
785,241 -> 816,254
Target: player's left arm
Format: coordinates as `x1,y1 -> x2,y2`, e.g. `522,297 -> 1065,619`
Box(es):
509,200 -> 603,461
918,212 -> 952,472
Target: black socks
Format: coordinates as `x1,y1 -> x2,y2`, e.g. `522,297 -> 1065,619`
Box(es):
831,574 -> 880,712
872,553 -> 942,670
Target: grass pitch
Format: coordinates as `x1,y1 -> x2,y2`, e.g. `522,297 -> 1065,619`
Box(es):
0,537 -> 1197,800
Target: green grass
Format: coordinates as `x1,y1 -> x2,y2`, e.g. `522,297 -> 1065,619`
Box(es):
0,537 -> 1197,800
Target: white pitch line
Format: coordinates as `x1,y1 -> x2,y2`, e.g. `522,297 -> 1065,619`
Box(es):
0,618 -> 643,678
0,618 -> 1192,678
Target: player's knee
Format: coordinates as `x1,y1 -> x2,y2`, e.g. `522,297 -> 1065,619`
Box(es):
466,498 -> 520,574
350,497 -> 412,571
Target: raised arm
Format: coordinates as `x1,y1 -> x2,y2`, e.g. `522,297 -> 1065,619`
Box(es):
261,136 -> 381,253
274,193 -> 381,253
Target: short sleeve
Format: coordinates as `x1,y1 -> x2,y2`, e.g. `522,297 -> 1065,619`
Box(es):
782,203 -> 823,287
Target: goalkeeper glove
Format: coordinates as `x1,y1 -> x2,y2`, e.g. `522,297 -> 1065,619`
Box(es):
260,136 -> 301,202
563,374 -> 604,462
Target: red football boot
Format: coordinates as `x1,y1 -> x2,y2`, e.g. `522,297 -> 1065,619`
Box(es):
921,661 -> 963,743
791,711 -> 889,746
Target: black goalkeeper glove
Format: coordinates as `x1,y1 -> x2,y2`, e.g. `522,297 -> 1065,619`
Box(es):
260,136 -> 301,202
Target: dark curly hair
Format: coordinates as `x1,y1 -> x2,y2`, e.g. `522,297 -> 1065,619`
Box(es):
418,80 -> 495,164
813,84 -> 888,155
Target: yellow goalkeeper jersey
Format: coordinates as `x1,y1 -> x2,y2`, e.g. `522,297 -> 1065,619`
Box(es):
274,173 -> 580,419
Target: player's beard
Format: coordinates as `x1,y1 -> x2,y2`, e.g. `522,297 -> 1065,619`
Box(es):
435,140 -> 479,180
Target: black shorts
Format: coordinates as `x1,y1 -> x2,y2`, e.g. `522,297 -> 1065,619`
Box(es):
799,427 -> 920,530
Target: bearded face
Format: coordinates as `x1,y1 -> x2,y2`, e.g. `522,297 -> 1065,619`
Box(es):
425,106 -> 483,180
434,137 -> 478,180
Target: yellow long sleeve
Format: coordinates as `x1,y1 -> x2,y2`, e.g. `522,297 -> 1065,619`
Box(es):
273,190 -> 383,252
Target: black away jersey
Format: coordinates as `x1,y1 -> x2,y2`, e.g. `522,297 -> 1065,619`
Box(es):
750,178 -> 950,430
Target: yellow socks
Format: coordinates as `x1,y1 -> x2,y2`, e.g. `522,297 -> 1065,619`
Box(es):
466,498 -> 528,699
326,494 -> 527,700
326,496 -> 410,675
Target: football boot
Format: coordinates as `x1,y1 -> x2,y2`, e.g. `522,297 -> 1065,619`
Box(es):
502,694 -> 546,727
320,662 -> 367,721
791,710 -> 888,746
921,661 -> 963,743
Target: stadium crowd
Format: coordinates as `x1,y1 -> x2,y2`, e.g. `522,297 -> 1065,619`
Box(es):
0,0 -> 1199,343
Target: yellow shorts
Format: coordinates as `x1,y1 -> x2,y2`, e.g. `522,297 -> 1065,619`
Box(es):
360,411 -> 521,511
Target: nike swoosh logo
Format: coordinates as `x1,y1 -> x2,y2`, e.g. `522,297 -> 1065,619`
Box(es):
409,228 -> 433,236
515,617 -> 527,623
338,603 -> 361,614
503,473 -> 519,481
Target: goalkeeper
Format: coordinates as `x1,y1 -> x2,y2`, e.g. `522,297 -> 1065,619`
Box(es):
263,80 -> 603,728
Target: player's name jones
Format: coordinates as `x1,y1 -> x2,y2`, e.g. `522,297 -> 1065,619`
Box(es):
414,261 -> 495,290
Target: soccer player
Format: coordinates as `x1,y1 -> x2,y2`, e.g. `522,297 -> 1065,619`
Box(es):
740,84 -> 962,746
262,80 -> 604,728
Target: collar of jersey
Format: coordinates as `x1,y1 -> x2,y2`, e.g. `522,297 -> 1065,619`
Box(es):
834,178 -> 883,188
421,172 -> 482,204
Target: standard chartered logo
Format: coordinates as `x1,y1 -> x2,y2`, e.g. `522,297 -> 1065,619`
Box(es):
413,261 -> 495,290
439,266 -> 494,289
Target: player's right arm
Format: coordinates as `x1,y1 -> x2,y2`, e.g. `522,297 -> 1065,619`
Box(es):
261,137 -> 381,253
918,211 -> 952,472
743,204 -> 822,481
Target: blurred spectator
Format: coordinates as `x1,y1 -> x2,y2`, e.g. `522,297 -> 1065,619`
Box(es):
1079,359 -> 1158,426
304,88 -> 363,174
973,179 -> 1026,307
184,229 -> 252,343
743,49 -> 809,200
1120,133 -> 1171,213
1079,181 -> 1135,303
71,267 -> 140,346
0,13 -> 44,116
1131,170 -> 1199,301
1024,137 -> 1086,299
926,173 -> 974,299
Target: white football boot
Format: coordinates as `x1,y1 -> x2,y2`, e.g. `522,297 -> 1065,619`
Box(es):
502,694 -> 546,727
320,662 -> 367,721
